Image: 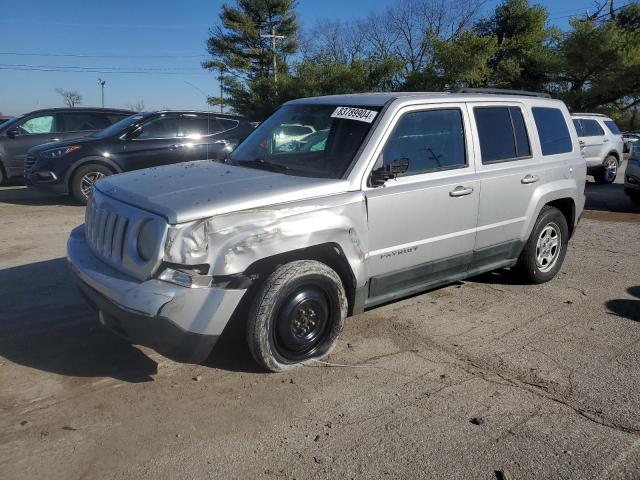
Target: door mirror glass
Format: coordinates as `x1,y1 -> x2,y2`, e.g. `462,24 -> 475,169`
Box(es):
371,157 -> 410,186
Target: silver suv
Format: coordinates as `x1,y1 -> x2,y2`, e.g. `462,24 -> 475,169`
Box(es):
571,113 -> 624,184
67,90 -> 586,372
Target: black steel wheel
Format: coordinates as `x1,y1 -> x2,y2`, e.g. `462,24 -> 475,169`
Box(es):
247,260 -> 347,372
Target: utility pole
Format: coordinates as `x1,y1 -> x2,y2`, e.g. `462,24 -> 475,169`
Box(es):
261,24 -> 285,89
98,78 -> 106,107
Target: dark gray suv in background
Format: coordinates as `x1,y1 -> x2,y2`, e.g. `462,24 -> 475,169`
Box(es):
0,107 -> 132,184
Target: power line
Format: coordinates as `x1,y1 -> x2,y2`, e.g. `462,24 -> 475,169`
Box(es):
0,63 -> 203,71
0,66 -> 209,75
0,51 -> 206,58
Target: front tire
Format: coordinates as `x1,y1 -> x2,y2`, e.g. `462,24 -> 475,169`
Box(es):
247,260 -> 347,372
594,155 -> 618,184
515,206 -> 569,284
70,164 -> 113,205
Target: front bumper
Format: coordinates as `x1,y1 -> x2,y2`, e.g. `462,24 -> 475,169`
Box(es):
67,225 -> 247,363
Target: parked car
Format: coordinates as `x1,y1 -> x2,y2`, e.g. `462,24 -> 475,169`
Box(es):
0,108 -> 132,184
67,89 -> 585,372
624,144 -> 640,204
25,111 -> 254,204
623,131 -> 640,153
571,113 -> 624,184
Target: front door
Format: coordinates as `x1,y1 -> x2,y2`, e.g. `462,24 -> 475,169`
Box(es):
364,104 -> 479,306
122,114 -> 181,171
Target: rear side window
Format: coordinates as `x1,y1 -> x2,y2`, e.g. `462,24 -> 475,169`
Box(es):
604,120 -> 621,134
136,116 -> 180,139
62,112 -> 108,132
217,118 -> 239,131
532,107 -> 573,155
579,119 -> 605,137
382,108 -> 466,175
474,106 -> 531,163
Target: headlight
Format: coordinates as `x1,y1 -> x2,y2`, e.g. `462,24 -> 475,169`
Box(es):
137,220 -> 159,261
164,219 -> 209,264
41,145 -> 81,159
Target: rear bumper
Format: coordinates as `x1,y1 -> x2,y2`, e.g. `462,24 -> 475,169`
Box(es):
67,225 -> 247,363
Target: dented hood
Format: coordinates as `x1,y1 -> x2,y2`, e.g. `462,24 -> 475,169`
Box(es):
95,160 -> 351,224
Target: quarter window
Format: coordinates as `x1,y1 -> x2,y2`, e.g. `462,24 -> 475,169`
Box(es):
532,107 -> 573,155
18,115 -> 56,134
381,108 -> 466,175
474,106 -> 531,163
604,120 -> 621,135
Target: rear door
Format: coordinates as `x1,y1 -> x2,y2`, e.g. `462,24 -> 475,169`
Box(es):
574,118 -> 606,166
470,102 -> 544,270
3,113 -> 62,176
121,114 -> 181,171
364,103 -> 480,306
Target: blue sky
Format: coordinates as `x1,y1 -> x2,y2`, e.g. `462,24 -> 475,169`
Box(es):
0,0 -> 609,116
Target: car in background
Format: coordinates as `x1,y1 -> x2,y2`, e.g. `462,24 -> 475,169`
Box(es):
623,131 -> 640,153
0,108 -> 132,184
0,115 -> 13,127
25,111 -> 254,203
625,143 -> 640,204
571,113 -> 624,184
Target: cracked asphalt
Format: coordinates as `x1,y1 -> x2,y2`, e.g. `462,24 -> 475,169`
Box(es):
0,164 -> 639,480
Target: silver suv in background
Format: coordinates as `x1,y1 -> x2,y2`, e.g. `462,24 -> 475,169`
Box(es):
67,89 -> 586,372
571,113 -> 624,184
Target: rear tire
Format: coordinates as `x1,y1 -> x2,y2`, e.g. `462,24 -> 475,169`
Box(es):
627,190 -> 640,205
594,155 -> 618,184
247,260 -> 347,372
70,164 -> 113,205
515,206 -> 569,284
0,165 -> 5,186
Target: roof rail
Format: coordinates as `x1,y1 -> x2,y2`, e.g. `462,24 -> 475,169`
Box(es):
571,112 -> 608,117
455,88 -> 551,98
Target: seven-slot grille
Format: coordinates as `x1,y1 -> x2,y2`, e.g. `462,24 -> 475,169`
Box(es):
85,197 -> 130,264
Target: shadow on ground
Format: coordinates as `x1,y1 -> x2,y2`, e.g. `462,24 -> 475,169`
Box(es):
0,184 -> 78,207
606,286 -> 640,323
584,179 -> 640,217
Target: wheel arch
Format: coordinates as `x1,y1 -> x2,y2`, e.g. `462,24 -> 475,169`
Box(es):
66,156 -> 123,192
545,197 -> 576,238
243,243 -> 360,316
606,150 -> 620,163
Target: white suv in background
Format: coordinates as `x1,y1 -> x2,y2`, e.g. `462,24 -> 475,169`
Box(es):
571,113 -> 624,184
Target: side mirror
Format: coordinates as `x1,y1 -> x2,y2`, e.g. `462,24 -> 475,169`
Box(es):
370,157 -> 410,187
6,128 -> 20,138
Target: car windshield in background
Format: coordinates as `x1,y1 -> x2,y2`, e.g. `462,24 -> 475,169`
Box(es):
229,104 -> 381,179
91,114 -> 146,138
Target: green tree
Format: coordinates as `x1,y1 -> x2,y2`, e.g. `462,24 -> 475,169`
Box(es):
477,0 -> 560,91
203,0 -> 299,119
559,3 -> 640,111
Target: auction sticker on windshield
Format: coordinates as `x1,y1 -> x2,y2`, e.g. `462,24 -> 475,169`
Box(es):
331,107 -> 378,123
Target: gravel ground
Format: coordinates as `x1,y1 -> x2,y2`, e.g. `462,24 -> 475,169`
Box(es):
0,165 -> 639,480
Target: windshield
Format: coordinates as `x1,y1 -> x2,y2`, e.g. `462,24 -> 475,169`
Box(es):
91,113 -> 146,138
229,104 -> 381,179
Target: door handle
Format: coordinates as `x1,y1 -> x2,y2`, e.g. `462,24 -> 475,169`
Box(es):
521,174 -> 539,184
169,143 -> 185,149
603,138 -> 609,143
449,185 -> 474,197
48,138 -> 60,142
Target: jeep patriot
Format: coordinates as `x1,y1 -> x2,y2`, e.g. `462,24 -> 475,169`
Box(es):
67,90 -> 586,372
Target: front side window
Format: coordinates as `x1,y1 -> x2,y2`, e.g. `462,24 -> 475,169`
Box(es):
604,120 -> 621,135
136,116 -> 179,139
572,119 -> 583,136
381,109 -> 466,175
18,115 -> 56,134
474,106 -> 531,164
229,104 -> 381,179
532,107 -> 573,155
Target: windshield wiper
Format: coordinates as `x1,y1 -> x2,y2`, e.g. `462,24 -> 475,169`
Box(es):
235,158 -> 290,174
